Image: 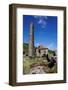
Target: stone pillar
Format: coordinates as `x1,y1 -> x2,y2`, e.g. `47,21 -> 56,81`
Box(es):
29,22 -> 34,57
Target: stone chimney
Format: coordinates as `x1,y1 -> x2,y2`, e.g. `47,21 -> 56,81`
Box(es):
28,22 -> 34,57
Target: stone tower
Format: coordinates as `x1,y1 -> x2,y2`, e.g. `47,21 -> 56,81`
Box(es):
29,22 -> 34,57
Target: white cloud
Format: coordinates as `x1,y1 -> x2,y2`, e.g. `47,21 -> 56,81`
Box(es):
38,19 -> 46,28
38,19 -> 42,24
34,16 -> 47,28
34,16 -> 41,19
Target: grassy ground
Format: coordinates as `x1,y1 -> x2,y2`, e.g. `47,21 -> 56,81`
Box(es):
23,57 -> 57,74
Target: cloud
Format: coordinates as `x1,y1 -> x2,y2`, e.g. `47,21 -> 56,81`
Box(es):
34,16 -> 41,19
34,16 -> 47,28
38,19 -> 47,28
38,19 -> 42,24
34,16 -> 47,20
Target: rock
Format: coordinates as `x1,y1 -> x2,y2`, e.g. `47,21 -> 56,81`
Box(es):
29,66 -> 46,74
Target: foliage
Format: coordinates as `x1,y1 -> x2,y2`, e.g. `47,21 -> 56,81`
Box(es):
23,43 -> 28,54
48,50 -> 55,55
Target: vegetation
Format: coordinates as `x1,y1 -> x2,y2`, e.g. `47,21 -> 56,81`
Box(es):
48,50 -> 55,56
23,43 -> 57,74
23,43 -> 28,55
23,57 -> 57,74
23,57 -> 48,74
23,43 -> 55,55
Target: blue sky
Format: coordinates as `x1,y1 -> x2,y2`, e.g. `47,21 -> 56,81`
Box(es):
23,15 -> 57,50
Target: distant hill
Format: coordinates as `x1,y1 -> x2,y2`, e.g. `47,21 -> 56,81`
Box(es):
23,43 -> 29,54
48,49 -> 55,55
23,43 -> 36,53
23,43 -> 55,55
